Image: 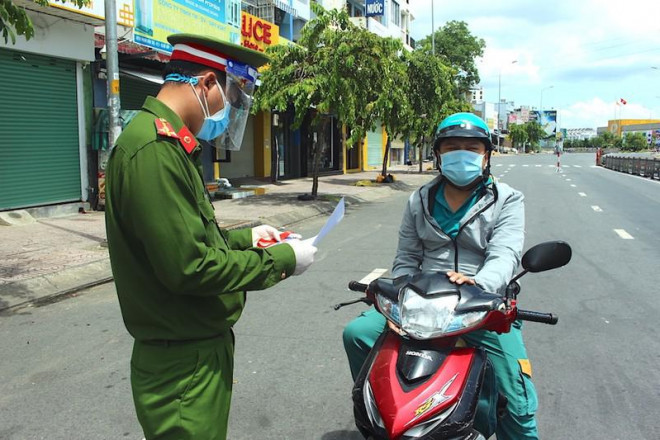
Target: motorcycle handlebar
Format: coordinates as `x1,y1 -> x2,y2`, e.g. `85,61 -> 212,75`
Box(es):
348,281 -> 369,293
517,309 -> 559,325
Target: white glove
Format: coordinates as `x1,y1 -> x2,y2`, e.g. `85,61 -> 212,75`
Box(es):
287,239 -> 318,276
252,225 -> 282,247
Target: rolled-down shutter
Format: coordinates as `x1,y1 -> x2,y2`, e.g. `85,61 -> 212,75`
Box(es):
366,127 -> 383,167
0,49 -> 80,210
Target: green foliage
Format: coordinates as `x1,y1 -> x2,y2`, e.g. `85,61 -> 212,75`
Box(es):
1,0 -> 88,44
508,124 -> 528,150
416,20 -> 485,97
622,132 -> 648,151
525,121 -> 544,148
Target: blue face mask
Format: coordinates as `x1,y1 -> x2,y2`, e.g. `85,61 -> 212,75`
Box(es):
439,150 -> 485,187
192,80 -> 231,142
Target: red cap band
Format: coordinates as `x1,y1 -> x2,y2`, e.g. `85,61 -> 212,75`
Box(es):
170,43 -> 232,72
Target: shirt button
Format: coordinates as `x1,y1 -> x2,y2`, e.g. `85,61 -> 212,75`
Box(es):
281,271 -> 287,279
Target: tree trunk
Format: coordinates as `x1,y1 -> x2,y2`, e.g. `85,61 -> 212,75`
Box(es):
418,135 -> 425,174
381,137 -> 391,177
310,119 -> 328,198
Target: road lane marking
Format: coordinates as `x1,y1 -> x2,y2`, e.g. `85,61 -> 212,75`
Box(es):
359,268 -> 388,284
571,184 -> 576,187
523,164 -> 529,167
548,165 -> 554,167
496,164 -> 503,167
614,229 -> 634,240
566,178 -> 572,181
573,165 -> 582,168
591,206 -> 602,212
535,165 -> 542,167
578,192 -> 587,197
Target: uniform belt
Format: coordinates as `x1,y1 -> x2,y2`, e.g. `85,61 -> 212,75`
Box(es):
141,332 -> 227,347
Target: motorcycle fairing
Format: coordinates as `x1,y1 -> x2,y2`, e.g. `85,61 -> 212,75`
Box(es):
367,333 -> 485,439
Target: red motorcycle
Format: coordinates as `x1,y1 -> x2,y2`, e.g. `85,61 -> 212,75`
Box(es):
337,241 -> 571,439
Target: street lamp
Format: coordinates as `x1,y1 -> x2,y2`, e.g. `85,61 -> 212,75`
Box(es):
496,60 -> 517,153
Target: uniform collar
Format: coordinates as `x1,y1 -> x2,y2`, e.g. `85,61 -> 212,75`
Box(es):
142,96 -> 200,154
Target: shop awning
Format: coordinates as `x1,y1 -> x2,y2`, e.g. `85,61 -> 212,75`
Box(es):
121,69 -> 164,85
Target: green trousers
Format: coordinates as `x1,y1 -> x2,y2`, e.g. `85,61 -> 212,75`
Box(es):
130,333 -> 234,440
343,309 -> 539,440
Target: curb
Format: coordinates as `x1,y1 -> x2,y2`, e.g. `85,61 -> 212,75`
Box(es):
0,178 -> 426,312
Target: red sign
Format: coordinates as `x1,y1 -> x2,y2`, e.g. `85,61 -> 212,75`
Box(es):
241,12 -> 278,52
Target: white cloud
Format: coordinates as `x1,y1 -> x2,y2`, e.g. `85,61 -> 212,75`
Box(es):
409,0 -> 660,128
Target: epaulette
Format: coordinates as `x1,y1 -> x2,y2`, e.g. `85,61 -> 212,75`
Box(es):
154,117 -> 199,155
155,118 -> 179,139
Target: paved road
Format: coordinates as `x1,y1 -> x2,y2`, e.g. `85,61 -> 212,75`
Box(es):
1,153 -> 658,439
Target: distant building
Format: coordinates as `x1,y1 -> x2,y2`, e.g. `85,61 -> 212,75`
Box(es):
566,128 -> 597,141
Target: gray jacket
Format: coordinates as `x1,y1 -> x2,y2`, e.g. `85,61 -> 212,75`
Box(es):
392,175 -> 525,295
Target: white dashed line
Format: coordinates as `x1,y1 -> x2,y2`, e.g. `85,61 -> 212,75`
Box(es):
548,165 -> 555,168
578,192 -> 587,197
535,165 -> 542,167
570,184 -> 576,187
591,206 -> 602,212
523,164 -> 529,167
566,179 -> 572,181
614,229 -> 634,240
509,164 -> 516,167
359,268 -> 388,284
495,164 -> 503,167
573,165 -> 582,168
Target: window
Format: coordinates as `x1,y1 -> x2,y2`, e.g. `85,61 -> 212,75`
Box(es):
391,1 -> 400,26
227,0 -> 241,27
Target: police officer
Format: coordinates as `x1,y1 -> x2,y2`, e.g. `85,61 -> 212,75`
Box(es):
105,34 -> 317,440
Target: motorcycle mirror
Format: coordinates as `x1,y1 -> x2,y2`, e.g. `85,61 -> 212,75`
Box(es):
521,241 -> 572,273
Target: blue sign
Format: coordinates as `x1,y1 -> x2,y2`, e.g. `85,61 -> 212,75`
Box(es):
365,0 -> 385,17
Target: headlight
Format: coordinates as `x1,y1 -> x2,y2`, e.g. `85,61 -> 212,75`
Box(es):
400,288 -> 487,339
376,293 -> 401,326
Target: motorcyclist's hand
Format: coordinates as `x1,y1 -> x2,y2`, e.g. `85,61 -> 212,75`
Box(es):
387,320 -> 407,336
446,271 -> 476,286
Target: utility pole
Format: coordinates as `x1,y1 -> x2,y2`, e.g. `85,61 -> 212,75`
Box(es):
496,60 -> 517,153
105,0 -> 122,149
431,0 -> 435,55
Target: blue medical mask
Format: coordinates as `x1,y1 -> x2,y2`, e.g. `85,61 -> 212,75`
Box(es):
439,150 -> 485,187
192,80 -> 231,141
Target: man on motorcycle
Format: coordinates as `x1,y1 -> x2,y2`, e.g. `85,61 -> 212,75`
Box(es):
343,112 -> 539,439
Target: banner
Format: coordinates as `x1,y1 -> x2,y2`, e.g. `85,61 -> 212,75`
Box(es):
49,0 -> 135,27
133,0 -> 235,53
365,0 -> 385,17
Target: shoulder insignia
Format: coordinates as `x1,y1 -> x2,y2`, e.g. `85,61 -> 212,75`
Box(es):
177,126 -> 199,154
154,118 -> 179,139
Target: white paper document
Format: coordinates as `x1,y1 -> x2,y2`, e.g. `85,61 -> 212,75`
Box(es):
305,197 -> 345,247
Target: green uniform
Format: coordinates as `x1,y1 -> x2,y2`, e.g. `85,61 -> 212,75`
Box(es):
105,96 -> 296,439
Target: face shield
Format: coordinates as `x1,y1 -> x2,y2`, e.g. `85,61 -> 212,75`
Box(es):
213,60 -> 258,151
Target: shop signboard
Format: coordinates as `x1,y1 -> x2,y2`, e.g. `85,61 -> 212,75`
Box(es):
241,11 -> 279,53
365,0 -> 385,17
133,0 -> 235,53
48,0 -> 135,26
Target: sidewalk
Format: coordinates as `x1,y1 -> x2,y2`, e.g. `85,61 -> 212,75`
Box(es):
0,167 -> 435,312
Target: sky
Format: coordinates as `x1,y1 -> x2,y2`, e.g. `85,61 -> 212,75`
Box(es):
408,0 -> 660,129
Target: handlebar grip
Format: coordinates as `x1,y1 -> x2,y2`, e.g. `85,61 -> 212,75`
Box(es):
517,309 -> 559,325
348,281 -> 369,292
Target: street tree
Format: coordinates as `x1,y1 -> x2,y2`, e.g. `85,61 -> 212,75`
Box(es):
402,49 -> 467,172
508,123 -> 528,151
1,0 -> 88,44
255,6 -> 401,197
622,132 -> 647,151
525,121 -> 545,152
416,20 -> 486,97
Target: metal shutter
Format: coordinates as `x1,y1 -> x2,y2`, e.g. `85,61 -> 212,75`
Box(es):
366,127 -> 383,167
0,49 -> 80,210
119,74 -> 161,110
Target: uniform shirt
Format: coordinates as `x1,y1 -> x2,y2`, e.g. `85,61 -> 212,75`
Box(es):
105,97 -> 296,341
431,177 -> 494,239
